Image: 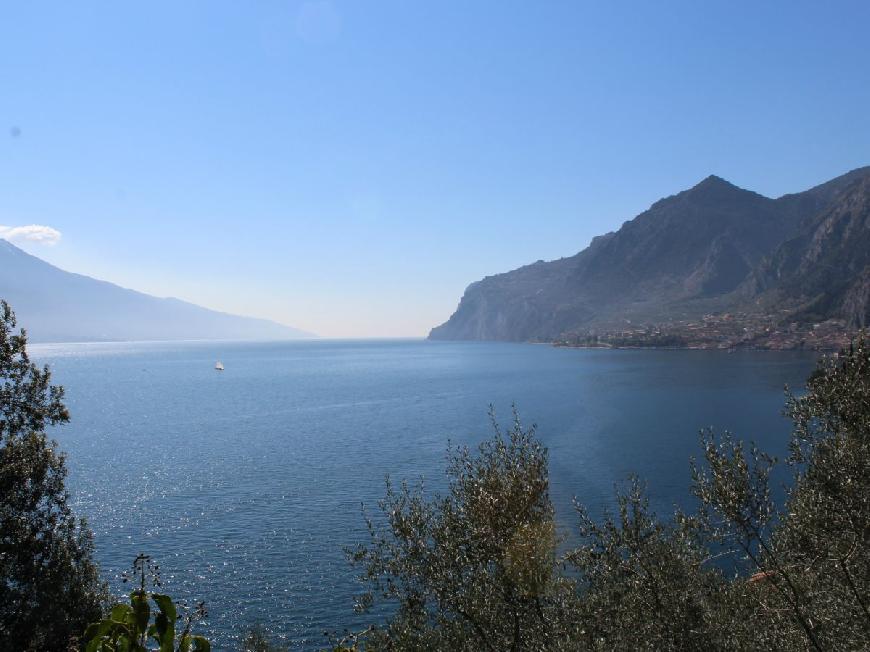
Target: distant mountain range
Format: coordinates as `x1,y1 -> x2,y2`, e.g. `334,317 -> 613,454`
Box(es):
430,167 -> 870,342
0,240 -> 313,342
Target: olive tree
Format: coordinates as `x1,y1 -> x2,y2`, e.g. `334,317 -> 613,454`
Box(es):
688,334 -> 870,650
344,336 -> 870,650
774,334 -> 870,649
567,476 -> 725,650
241,625 -> 287,652
347,409 -> 581,651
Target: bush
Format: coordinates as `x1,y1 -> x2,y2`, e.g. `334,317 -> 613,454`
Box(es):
347,336 -> 870,650
347,409 -> 582,650
83,554 -> 209,652
241,624 -> 287,652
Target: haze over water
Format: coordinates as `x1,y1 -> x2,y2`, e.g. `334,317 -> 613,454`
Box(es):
33,340 -> 816,649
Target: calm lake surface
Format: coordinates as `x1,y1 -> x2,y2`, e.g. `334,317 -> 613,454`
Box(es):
33,339 -> 817,650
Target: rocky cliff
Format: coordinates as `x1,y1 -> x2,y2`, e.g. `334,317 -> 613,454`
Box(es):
745,174 -> 870,329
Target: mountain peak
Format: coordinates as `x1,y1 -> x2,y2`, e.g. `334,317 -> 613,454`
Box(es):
694,174 -> 739,191
430,168 -> 868,342
679,174 -> 765,204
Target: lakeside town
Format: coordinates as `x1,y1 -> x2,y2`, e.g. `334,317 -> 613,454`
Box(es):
554,312 -> 854,351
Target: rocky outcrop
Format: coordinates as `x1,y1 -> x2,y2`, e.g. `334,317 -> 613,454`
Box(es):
747,174 -> 870,328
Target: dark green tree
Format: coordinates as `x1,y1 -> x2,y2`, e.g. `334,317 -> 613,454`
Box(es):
0,300 -> 106,650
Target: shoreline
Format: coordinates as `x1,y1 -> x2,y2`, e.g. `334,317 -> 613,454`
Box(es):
552,342 -> 838,352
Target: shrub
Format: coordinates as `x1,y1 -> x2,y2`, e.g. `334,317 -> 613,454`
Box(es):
347,335 -> 870,650
83,554 -> 210,652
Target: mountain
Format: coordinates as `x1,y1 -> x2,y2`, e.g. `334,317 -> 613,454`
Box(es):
0,240 -> 313,342
744,173 -> 870,329
430,167 -> 870,342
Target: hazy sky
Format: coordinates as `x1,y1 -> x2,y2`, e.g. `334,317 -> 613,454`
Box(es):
2,1 -> 869,337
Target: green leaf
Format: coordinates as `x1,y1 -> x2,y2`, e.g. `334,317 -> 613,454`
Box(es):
152,593 -> 177,623
152,612 -> 168,641
190,635 -> 211,652
152,612 -> 175,652
111,603 -> 134,622
85,618 -> 118,645
151,593 -> 177,651
85,637 -> 103,652
113,622 -> 135,640
131,591 -> 151,633
99,620 -> 117,637
83,622 -> 102,641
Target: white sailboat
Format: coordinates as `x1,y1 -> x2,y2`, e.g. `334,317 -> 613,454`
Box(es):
215,360 -> 224,371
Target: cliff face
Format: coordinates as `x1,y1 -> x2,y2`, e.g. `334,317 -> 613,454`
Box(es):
746,175 -> 870,329
430,167 -> 870,342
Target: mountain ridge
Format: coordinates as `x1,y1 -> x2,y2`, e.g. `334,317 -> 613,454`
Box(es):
430,167 -> 870,344
0,239 -> 314,342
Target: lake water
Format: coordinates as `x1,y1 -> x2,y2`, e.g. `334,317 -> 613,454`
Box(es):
32,339 -> 817,650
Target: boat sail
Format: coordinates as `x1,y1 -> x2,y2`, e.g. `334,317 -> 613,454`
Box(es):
215,361 -> 224,371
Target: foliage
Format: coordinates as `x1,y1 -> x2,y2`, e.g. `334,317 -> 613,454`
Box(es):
567,477 -> 724,650
0,300 -> 106,651
347,408 -> 582,650
6,294 -> 867,649
84,554 -> 210,652
241,624 -> 288,652
772,334 -> 870,649
348,335 -> 870,650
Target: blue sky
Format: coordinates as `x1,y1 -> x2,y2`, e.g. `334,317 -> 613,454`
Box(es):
2,1 -> 869,337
